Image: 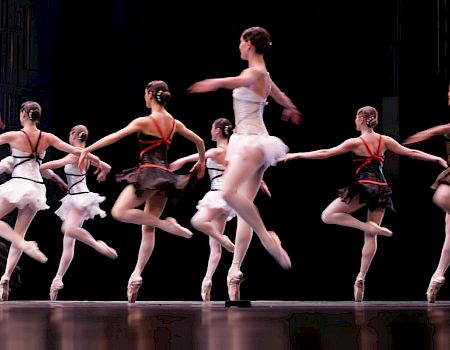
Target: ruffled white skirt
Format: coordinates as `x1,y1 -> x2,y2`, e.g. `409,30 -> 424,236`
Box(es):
0,178 -> 48,211
55,192 -> 107,221
196,191 -> 236,221
226,133 -> 288,167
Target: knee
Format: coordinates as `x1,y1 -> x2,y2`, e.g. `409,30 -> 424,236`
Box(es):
321,210 -> 332,224
111,206 -> 123,221
221,188 -> 234,204
190,216 -> 205,232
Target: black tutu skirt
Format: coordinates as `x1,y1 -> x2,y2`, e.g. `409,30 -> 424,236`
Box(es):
115,166 -> 197,204
337,183 -> 395,212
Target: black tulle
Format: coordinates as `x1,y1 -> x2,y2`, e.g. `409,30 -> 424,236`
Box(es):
337,182 -> 395,212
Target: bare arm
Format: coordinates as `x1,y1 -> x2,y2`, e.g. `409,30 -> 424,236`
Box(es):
280,138 -> 360,162
78,118 -> 142,168
385,136 -> 448,167
403,123 -> 450,145
187,67 -> 262,93
175,121 -> 206,179
270,80 -> 302,125
170,148 -> 221,171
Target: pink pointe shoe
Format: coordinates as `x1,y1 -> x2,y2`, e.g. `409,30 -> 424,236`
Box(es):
227,270 -> 244,301
427,276 -> 445,303
21,241 -> 48,263
127,274 -> 143,303
365,221 -> 393,237
97,240 -> 118,259
354,277 -> 365,302
0,277 -> 10,301
265,231 -> 291,270
50,277 -> 64,301
201,279 -> 213,302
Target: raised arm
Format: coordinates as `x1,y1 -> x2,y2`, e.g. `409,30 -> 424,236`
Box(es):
385,136 -> 448,167
403,123 -> 450,145
280,138 -> 360,162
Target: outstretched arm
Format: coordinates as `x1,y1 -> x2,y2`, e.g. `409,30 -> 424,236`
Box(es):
385,136 -> 448,167
280,138 -> 360,162
170,148 -> 222,172
187,67 -> 263,93
403,123 -> 450,145
78,118 -> 142,168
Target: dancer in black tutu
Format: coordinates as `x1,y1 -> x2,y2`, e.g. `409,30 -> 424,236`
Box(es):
281,105 -> 448,301
79,80 -> 205,303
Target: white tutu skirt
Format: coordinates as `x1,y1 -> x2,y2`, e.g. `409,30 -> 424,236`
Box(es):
226,133 -> 289,167
55,192 -> 107,221
0,178 -> 49,211
196,191 -> 236,221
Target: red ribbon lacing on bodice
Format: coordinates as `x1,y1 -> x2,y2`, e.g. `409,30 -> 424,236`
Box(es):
354,135 -> 387,186
138,117 -> 176,171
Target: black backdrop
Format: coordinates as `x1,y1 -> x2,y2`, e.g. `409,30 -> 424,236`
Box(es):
6,0 -> 450,302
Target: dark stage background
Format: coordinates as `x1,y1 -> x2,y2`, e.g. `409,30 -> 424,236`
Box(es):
0,0 -> 449,302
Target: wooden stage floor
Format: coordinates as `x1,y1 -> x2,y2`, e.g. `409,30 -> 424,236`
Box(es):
0,300 -> 449,349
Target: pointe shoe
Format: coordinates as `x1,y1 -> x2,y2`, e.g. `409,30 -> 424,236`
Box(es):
365,221 -> 393,237
354,277 -> 365,302
201,279 -> 212,302
97,240 -> 118,259
427,276 -> 445,303
165,217 -> 193,239
0,277 -> 10,301
218,236 -> 235,253
49,278 -> 64,301
227,270 -> 244,301
266,231 -> 292,270
21,241 -> 48,263
127,275 -> 143,303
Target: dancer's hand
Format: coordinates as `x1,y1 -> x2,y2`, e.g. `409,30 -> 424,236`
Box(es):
281,107 -> 302,125
278,153 -> 300,162
260,180 -> 272,198
190,160 -> 205,179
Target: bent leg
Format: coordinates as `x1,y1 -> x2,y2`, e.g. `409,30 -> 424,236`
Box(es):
112,185 -> 192,238
321,197 -> 392,237
191,207 -> 234,252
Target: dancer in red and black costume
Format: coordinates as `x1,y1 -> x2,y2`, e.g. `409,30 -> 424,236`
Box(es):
79,80 -> 205,303
281,105 -> 448,301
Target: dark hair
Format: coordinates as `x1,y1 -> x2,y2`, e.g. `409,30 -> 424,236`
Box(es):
20,101 -> 41,121
242,27 -> 272,54
213,117 -> 233,140
71,125 -> 89,143
146,80 -> 171,106
357,106 -> 378,128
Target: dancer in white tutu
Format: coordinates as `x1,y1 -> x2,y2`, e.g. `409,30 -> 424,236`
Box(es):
0,101 -> 101,301
40,124 -> 118,301
188,26 -> 302,300
171,118 -> 236,301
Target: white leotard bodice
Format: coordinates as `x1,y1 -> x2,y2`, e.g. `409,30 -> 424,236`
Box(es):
232,73 -> 271,135
64,163 -> 89,194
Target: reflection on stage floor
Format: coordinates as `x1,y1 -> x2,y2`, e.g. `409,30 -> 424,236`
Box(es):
0,300 -> 448,349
